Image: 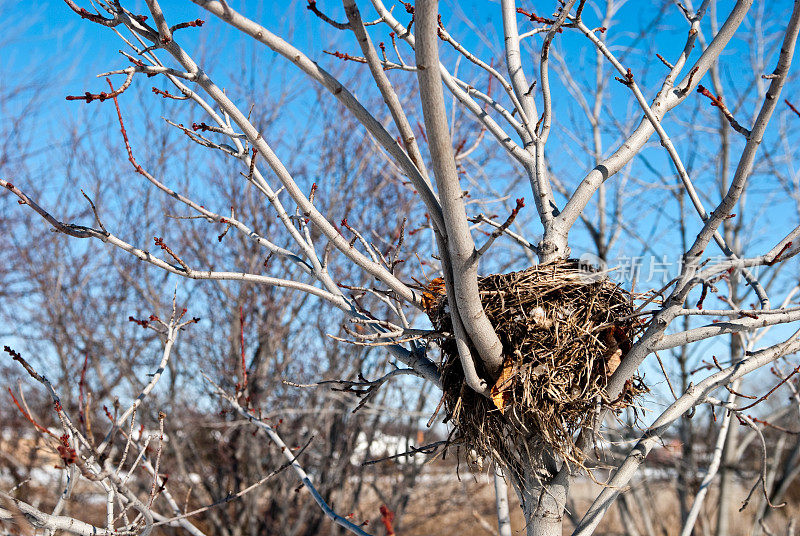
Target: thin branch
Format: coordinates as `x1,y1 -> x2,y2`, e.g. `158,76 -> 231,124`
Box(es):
573,332 -> 800,535
204,374 -> 375,536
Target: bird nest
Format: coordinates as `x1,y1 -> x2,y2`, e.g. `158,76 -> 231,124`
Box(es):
425,260 -> 647,472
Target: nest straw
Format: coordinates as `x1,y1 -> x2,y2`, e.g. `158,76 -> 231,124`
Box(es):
426,260 -> 647,475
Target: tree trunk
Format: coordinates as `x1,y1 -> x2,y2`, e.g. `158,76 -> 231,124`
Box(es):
494,469 -> 513,536
506,456 -> 569,536
715,270 -> 743,536
715,406 -> 740,536
714,371 -> 742,536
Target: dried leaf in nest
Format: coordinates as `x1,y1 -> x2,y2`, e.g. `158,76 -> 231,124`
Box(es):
490,358 -> 515,414
604,328 -> 624,375
606,347 -> 622,375
421,276 -> 446,314
425,260 -> 648,479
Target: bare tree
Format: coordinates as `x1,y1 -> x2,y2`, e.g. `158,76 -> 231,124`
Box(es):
1,62 -> 435,534
2,1 -> 800,536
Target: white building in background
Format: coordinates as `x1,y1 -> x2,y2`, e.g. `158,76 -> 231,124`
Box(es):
350,430 -> 425,466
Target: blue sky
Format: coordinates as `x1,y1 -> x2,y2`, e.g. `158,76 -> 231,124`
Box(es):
4,0 -> 799,295
4,0 -> 799,311
3,1 -> 800,414
2,0 -> 767,137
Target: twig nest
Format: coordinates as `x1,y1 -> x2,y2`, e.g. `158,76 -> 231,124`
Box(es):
426,260 -> 647,473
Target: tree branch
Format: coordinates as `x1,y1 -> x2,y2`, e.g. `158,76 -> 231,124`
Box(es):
415,0 -> 504,376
